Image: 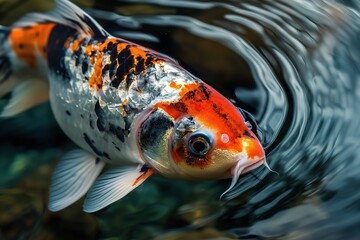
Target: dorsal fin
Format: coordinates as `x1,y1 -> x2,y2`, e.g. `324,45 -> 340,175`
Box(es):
13,0 -> 108,37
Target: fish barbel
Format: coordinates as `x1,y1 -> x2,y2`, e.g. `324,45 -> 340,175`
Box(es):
0,0 -> 266,212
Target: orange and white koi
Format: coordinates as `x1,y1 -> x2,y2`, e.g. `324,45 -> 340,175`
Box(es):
0,0 -> 266,212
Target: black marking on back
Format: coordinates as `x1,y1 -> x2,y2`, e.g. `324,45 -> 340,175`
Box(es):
111,71 -> 121,89
101,41 -> 117,81
47,25 -> 78,80
145,55 -> 155,66
125,74 -> 135,90
83,133 -> 103,156
109,58 -> 118,80
117,45 -> 131,62
104,41 -> 119,75
106,41 -> 115,51
125,56 -> 135,88
95,101 -> 106,132
135,56 -> 145,75
102,39 -> 117,55
65,110 -> 71,116
82,59 -> 89,75
109,44 -> 118,63
111,45 -> 132,88
102,63 -> 110,78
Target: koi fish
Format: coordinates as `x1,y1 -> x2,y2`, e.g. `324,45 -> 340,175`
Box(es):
0,0 -> 266,212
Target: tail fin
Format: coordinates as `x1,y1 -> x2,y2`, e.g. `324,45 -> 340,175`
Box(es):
0,0 -> 107,118
0,26 -> 49,118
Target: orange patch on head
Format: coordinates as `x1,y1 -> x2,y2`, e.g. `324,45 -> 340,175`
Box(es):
158,83 -> 250,152
9,23 -> 56,68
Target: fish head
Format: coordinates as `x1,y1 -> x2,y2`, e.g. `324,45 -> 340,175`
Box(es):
137,83 -> 265,180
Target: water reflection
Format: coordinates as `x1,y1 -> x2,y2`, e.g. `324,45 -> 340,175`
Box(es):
1,0 -> 360,239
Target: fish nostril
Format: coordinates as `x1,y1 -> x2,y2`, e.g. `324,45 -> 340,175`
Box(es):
221,133 -> 229,143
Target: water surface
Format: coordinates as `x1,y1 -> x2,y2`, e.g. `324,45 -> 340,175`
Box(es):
1,0 -> 360,239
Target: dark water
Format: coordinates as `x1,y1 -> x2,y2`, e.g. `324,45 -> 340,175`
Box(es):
1,0 -> 360,239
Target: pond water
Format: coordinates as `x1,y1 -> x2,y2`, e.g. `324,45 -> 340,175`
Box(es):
1,0 -> 360,239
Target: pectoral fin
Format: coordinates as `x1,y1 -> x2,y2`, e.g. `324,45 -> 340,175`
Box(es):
48,149 -> 105,212
83,164 -> 153,213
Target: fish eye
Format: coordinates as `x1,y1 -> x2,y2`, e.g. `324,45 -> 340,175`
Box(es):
187,132 -> 213,156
